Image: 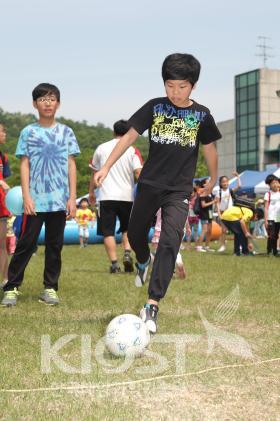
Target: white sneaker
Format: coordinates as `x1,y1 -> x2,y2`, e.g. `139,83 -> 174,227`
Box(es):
217,245 -> 226,252
196,246 -> 206,252
204,246 -> 215,252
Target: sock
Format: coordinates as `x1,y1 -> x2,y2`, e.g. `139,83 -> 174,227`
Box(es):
111,260 -> 118,267
124,249 -> 131,255
137,256 -> 150,270
144,303 -> 159,312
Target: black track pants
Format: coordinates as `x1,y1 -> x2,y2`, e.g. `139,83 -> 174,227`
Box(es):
4,212 -> 66,292
128,183 -> 189,301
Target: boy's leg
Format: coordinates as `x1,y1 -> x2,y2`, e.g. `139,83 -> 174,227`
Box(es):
4,214 -> 44,291
128,183 -> 162,264
148,191 -> 189,302
43,211 -> 66,291
0,219 -> 8,283
266,221 -> 274,254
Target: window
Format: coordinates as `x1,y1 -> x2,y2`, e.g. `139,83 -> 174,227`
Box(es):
247,71 -> 258,85
248,99 -> 257,114
248,151 -> 257,165
248,136 -> 257,150
248,85 -> 257,100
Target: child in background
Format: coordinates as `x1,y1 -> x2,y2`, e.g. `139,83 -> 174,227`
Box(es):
264,174 -> 280,256
75,198 -> 95,248
221,204 -> 256,256
0,123 -> 11,289
197,178 -> 218,252
1,83 -> 80,307
186,189 -> 200,249
253,199 -> 267,238
151,208 -> 189,279
6,215 -> 16,255
215,172 -> 241,252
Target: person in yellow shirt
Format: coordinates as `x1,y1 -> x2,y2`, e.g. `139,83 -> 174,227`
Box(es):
221,204 -> 255,256
75,198 -> 95,248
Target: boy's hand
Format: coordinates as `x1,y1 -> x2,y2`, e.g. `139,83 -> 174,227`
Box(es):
94,167 -> 109,187
201,179 -> 215,196
23,195 -> 36,215
88,192 -> 96,206
232,171 -> 239,177
0,180 -> 10,191
67,198 -> 77,218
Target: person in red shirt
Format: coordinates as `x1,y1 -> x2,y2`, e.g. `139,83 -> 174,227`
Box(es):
0,124 -> 11,288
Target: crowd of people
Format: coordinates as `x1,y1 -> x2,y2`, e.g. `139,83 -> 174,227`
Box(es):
0,53 -> 279,334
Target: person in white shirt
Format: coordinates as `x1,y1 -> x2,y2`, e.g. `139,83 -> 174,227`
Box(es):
264,174 -> 280,256
215,172 -> 241,252
89,120 -> 142,273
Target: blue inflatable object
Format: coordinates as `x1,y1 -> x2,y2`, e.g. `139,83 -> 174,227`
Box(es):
38,220 -> 155,245
5,186 -> 23,216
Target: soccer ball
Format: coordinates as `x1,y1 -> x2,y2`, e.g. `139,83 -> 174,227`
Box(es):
105,314 -> 150,357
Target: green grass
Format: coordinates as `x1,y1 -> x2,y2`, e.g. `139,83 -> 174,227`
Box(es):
0,240 -> 279,420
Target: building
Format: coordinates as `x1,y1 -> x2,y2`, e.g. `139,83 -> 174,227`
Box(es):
217,68 -> 280,176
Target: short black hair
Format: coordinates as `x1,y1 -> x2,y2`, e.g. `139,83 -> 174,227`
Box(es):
79,197 -> 89,206
113,120 -> 129,136
162,53 -> 201,86
198,178 -> 209,188
32,83 -> 60,102
265,174 -> 279,186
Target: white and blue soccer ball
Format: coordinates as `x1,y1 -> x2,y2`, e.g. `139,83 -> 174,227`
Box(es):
105,314 -> 150,357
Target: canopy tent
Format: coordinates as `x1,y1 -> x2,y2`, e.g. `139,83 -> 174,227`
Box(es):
254,168 -> 280,195
213,169 -> 279,197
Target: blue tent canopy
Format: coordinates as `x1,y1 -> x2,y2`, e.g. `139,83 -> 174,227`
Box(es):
230,170 -> 272,196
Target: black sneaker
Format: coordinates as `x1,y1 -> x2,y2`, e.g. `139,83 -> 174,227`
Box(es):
140,304 -> 158,334
123,253 -> 134,272
109,265 -> 121,274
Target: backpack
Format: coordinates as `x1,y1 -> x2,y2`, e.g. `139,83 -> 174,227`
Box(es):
232,197 -> 256,212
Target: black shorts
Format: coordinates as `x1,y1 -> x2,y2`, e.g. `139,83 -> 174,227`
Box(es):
97,200 -> 133,237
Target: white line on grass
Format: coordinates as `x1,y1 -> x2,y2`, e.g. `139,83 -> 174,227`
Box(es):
0,357 -> 279,394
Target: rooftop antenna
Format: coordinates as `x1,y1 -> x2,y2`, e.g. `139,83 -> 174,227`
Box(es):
255,36 -> 274,67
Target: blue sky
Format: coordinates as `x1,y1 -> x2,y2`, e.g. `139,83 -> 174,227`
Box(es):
1,0 -> 279,128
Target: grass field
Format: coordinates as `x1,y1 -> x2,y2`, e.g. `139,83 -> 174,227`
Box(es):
0,240 -> 279,420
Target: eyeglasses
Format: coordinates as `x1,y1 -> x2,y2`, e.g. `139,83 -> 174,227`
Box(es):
37,96 -> 57,103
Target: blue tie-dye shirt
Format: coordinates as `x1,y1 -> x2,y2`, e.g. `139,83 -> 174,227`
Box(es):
16,122 -> 80,212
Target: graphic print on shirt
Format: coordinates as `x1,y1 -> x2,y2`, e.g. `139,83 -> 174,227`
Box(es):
151,103 -> 207,147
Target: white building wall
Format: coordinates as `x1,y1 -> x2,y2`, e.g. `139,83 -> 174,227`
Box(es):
259,69 -> 280,169
216,119 -> 236,177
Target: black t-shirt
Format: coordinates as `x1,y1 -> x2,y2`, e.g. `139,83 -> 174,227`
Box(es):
128,97 -> 221,194
199,194 -> 214,220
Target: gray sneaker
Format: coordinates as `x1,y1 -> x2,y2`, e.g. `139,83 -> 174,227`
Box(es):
1,288 -> 20,307
39,289 -> 59,305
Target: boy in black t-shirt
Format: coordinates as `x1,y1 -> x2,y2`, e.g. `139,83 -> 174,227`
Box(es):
94,53 -> 221,333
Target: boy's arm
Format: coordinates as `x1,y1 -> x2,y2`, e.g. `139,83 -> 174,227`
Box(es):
20,156 -> 36,215
88,171 -> 96,206
264,199 -> 269,228
232,171 -> 241,192
201,143 -> 218,194
240,219 -> 252,238
67,155 -> 77,218
94,127 -> 139,186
